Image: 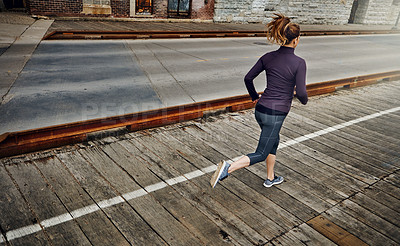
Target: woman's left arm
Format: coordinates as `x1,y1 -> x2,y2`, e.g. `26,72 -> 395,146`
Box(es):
295,59 -> 308,105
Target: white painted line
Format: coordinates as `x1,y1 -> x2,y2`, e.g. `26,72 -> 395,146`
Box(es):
6,224 -> 42,241
97,196 -> 125,209
166,176 -> 187,186
41,213 -> 73,228
70,204 -> 100,219
122,189 -> 147,200
145,182 -> 167,193
184,170 -> 204,179
4,106 -> 400,243
201,165 -> 217,173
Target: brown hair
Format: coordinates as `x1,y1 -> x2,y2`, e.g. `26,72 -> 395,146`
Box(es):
266,13 -> 300,46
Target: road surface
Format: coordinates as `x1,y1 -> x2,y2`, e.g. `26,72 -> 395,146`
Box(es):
1,34 -> 399,133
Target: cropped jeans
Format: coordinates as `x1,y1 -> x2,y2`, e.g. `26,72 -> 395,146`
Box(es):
247,110 -> 286,166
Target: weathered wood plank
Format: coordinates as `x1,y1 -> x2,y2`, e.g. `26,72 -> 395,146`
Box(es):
219,112 -> 370,196
362,186 -> 400,213
276,149 -> 355,198
350,192 -> 400,227
166,127 -> 318,222
280,147 -> 367,195
56,150 -> 167,245
292,136 -> 387,179
77,144 -> 203,245
6,159 -> 91,245
372,180 -> 400,200
247,163 -> 333,213
283,119 -> 395,172
307,215 -> 368,246
385,171 -> 400,188
338,84 -> 400,110
0,164 -> 49,246
118,137 -> 260,245
156,130 -> 303,230
270,232 -> 307,245
99,139 -> 239,246
283,120 -> 398,172
337,95 -> 398,115
288,109 -> 400,152
136,132 -> 279,243
293,142 -> 377,184
32,154 -> 130,246
183,122 -> 331,214
323,206 -> 397,245
291,105 -> 400,147
285,223 -> 336,246
282,124 -> 397,180
354,117 -> 400,140
337,199 -> 400,242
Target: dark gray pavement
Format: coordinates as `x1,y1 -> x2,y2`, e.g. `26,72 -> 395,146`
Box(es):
1,13 -> 399,134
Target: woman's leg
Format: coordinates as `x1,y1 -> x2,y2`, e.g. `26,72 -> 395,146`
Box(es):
266,154 -> 276,180
210,111 -> 285,187
266,135 -> 279,180
228,155 -> 250,173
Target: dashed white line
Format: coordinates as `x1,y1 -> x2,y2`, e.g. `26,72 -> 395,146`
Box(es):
1,106 -> 399,244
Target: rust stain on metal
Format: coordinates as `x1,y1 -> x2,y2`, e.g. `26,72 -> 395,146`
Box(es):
0,70 -> 399,158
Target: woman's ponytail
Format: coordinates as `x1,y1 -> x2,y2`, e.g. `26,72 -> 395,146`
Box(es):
266,13 -> 300,46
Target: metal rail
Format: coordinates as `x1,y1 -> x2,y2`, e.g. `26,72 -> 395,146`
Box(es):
1,70 -> 399,158
43,29 -> 400,40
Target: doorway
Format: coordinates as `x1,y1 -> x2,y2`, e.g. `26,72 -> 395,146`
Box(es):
3,0 -> 25,9
348,0 -> 370,24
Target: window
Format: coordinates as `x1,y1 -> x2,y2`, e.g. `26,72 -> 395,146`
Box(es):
136,0 -> 152,14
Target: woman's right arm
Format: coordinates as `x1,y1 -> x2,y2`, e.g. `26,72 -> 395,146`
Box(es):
244,58 -> 264,101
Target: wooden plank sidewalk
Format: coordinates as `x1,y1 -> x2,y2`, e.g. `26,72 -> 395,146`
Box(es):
0,80 -> 399,245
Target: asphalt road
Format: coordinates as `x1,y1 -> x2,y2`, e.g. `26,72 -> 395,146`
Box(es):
1,34 -> 400,133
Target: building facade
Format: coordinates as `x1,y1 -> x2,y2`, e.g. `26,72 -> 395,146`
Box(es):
26,0 -> 215,19
21,0 -> 400,25
214,0 -> 400,25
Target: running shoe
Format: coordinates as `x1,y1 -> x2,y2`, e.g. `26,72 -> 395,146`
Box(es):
263,176 -> 284,188
210,160 -> 230,188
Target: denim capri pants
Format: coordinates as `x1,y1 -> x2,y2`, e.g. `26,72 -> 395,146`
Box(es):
246,109 -> 287,166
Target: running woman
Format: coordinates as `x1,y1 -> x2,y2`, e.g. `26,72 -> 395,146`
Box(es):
211,13 -> 308,188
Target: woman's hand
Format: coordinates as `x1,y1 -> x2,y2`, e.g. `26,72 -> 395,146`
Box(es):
253,99 -> 259,104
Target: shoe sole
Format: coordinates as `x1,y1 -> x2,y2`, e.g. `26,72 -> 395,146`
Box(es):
210,161 -> 226,188
263,179 -> 284,188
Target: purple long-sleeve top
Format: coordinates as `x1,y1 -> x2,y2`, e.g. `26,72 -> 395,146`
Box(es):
244,46 -> 308,113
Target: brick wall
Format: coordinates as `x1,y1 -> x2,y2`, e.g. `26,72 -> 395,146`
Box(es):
191,0 -> 215,19
28,0 -> 82,16
111,0 -> 129,17
153,0 -> 168,18
28,0 -> 130,17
